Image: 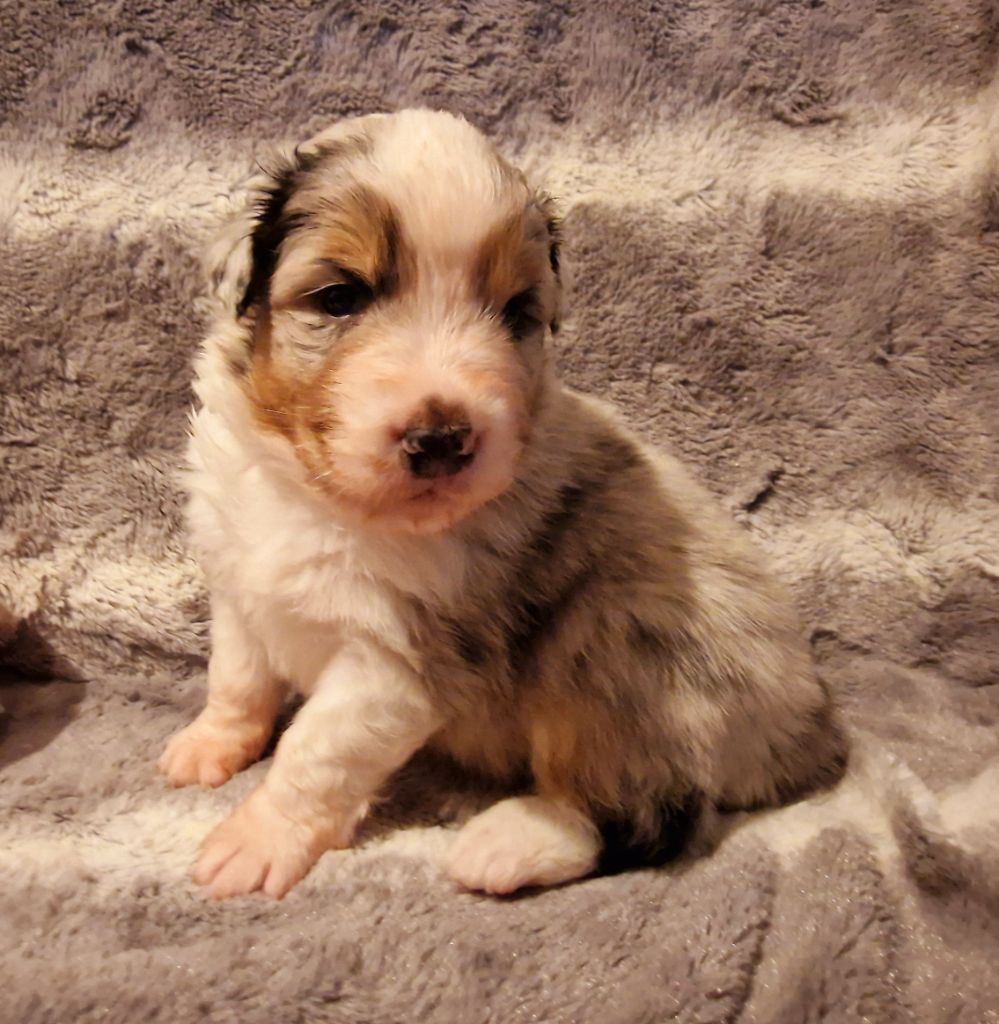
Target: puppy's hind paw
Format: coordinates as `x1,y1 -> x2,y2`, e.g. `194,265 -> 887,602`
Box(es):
446,796 -> 601,895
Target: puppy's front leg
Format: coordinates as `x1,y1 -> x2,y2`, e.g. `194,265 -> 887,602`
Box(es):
159,593 -> 283,788
193,640 -> 441,899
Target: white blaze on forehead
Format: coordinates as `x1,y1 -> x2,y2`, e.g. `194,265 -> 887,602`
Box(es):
336,313 -> 521,440
363,109 -> 527,263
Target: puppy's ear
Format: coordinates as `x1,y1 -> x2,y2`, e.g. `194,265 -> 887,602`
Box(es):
205,118 -> 386,321
534,192 -> 563,335
203,149 -> 303,320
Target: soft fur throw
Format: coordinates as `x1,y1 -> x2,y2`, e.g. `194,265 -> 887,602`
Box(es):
1,2 -> 997,1021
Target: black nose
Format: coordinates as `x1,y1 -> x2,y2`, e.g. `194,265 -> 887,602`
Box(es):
402,425 -> 474,479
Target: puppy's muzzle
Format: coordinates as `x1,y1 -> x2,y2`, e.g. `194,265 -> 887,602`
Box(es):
401,424 -> 475,479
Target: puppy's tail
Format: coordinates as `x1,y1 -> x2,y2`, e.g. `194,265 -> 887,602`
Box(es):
596,789 -> 705,875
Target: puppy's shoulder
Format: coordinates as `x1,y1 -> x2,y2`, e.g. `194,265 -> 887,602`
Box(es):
536,388 -> 780,606
550,388 -> 703,531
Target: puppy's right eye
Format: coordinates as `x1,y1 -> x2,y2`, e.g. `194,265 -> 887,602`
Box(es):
501,289 -> 540,341
316,281 -> 371,319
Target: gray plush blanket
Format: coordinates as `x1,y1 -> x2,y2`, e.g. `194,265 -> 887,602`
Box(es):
2,2 -> 997,1021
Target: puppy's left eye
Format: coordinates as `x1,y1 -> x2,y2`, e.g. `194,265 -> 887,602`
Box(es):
501,289 -> 540,341
316,281 -> 372,319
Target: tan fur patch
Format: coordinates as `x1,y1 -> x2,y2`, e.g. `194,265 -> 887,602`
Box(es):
528,698 -> 626,812
475,212 -> 548,308
528,705 -> 580,798
435,714 -> 528,783
243,310 -> 337,476
282,184 -> 404,294
246,186 -> 411,474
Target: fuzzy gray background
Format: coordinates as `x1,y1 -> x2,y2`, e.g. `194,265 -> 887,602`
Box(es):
2,2 -> 998,1022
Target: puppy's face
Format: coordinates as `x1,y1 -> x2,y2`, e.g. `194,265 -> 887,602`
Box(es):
214,111 -> 561,534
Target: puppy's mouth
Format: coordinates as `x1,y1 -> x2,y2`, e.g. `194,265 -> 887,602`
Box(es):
403,467 -> 472,504
314,427 -> 520,535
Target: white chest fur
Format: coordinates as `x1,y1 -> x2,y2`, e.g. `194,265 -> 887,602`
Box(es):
185,396 -> 468,693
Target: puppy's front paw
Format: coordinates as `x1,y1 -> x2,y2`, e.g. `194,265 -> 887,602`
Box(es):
193,786 -> 354,900
159,714 -> 269,788
446,796 -> 601,895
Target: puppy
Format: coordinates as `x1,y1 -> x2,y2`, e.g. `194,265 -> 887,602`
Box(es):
159,109 -> 843,899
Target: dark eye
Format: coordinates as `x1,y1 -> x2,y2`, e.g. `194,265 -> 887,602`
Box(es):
316,281 -> 371,319
501,289 -> 540,341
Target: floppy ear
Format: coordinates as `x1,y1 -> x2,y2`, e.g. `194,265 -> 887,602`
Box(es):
533,191 -> 563,335
203,149 -> 302,321
204,115 -> 388,322
202,191 -> 255,319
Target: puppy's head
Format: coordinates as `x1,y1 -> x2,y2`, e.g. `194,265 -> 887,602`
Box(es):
209,109 -> 561,534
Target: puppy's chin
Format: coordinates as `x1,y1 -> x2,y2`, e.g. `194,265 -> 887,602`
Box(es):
378,475 -> 511,536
